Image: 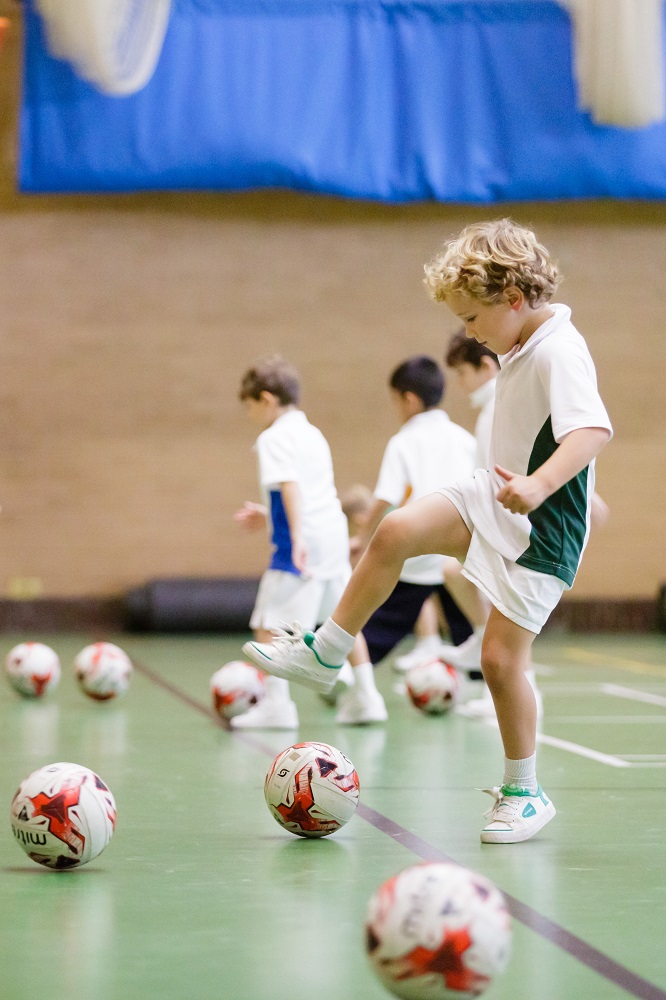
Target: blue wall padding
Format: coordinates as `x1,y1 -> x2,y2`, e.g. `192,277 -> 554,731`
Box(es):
18,0 -> 666,201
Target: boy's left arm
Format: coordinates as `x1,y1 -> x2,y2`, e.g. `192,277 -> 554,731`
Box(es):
495,426 -> 611,515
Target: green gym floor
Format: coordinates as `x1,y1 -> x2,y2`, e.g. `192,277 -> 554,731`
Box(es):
1,632 -> 665,1000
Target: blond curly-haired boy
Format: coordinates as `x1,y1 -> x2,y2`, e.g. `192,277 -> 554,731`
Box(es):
244,220 -> 612,844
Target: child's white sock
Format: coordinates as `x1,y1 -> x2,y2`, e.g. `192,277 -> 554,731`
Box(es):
313,617 -> 355,666
503,753 -> 538,795
352,661 -> 378,695
264,676 -> 291,703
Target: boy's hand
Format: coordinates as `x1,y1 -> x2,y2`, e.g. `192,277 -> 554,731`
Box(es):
495,466 -> 548,515
291,537 -> 310,576
233,501 -> 268,532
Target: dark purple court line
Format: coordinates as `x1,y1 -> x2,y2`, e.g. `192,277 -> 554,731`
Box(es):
356,803 -> 666,1000
132,657 -> 666,1000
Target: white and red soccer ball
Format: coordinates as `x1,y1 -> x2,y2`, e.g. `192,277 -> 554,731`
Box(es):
74,642 -> 132,701
210,660 -> 265,720
264,741 -> 360,838
10,761 -> 117,869
5,642 -> 61,698
365,861 -> 512,999
406,659 -> 459,715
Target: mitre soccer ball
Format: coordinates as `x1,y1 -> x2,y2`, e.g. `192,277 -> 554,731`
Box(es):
210,661 -> 265,720
74,642 -> 132,701
406,659 -> 459,715
5,642 -> 61,698
365,862 -> 512,999
264,741 -> 360,838
11,761 -> 117,869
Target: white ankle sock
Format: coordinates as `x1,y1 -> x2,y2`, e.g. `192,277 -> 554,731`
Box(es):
503,753 -> 537,794
313,617 -> 355,666
352,661 -> 378,695
264,676 -> 291,703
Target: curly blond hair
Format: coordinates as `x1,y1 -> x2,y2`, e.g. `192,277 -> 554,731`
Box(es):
423,219 -> 561,306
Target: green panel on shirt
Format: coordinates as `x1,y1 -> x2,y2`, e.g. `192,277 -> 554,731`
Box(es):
516,417 -> 589,587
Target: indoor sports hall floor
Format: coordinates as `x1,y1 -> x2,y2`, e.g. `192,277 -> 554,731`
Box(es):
1,631 -> 665,1000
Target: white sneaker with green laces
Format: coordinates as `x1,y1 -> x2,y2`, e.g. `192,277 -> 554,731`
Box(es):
242,623 -> 342,695
480,784 -> 556,844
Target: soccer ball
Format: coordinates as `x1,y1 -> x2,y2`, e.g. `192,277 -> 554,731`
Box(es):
365,861 -> 512,999
210,660 -> 265,720
406,659 -> 459,715
74,642 -> 132,701
5,642 -> 61,698
264,741 -> 360,838
10,761 -> 117,869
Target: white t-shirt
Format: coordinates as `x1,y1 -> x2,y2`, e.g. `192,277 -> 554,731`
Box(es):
254,410 -> 350,580
461,304 -> 613,587
469,377 -> 497,470
374,409 -> 477,584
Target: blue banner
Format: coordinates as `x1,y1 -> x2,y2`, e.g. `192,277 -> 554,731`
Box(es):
18,0 -> 666,200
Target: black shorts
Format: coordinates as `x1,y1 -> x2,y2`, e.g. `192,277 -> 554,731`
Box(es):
361,580 -> 472,666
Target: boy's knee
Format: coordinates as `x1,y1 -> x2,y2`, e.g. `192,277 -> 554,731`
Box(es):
480,639 -> 514,688
372,510 -> 411,554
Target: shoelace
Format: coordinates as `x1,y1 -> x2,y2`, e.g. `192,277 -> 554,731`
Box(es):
272,621 -> 308,649
480,786 -> 521,824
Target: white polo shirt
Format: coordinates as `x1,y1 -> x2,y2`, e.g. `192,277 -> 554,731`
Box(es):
254,410 -> 350,580
469,377 -> 497,470
461,304 -> 613,587
374,409 -> 477,584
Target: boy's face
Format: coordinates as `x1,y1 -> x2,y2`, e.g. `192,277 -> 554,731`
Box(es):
445,289 -> 532,356
243,393 -> 279,430
451,359 -> 496,396
390,388 -> 423,424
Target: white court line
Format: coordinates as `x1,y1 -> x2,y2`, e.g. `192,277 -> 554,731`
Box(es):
482,718 -> 631,768
619,763 -> 666,768
546,715 -> 666,724
536,682 -> 609,694
536,732 -> 632,768
601,683 -> 666,709
621,754 -> 666,761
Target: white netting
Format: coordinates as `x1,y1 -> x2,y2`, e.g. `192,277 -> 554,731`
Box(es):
560,0 -> 665,127
36,0 -> 172,96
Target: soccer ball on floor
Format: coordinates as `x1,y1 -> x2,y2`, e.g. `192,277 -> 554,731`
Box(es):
406,658 -> 459,715
264,741 -> 360,838
365,861 -> 512,999
5,642 -> 61,698
74,642 -> 133,701
10,761 -> 117,869
210,660 -> 265,720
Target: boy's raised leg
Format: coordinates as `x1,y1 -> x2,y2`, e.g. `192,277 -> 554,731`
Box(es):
243,495 -> 471,691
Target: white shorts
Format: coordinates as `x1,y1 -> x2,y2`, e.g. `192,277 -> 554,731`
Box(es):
250,569 -> 352,632
439,485 -> 566,634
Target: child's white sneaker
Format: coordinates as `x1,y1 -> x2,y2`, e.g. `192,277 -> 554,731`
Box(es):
456,688 -> 496,719
480,784 -> 556,844
437,630 -> 483,671
393,637 -> 442,673
242,623 -> 341,694
229,697 -> 299,730
335,688 -> 388,725
319,659 -> 355,706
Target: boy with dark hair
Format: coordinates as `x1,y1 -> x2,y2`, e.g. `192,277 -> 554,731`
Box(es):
326,354 -> 477,724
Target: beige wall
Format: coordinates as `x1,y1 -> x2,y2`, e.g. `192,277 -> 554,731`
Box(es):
0,6 -> 664,599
